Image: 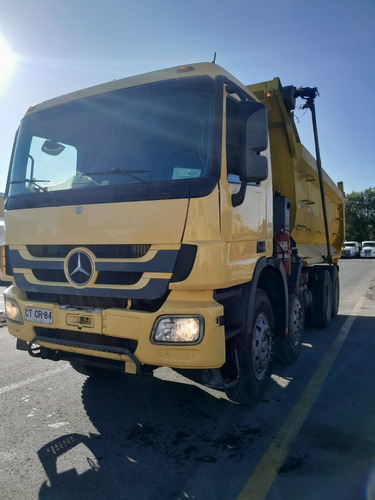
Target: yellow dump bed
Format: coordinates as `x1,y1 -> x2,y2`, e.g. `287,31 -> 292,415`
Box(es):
248,78 -> 344,265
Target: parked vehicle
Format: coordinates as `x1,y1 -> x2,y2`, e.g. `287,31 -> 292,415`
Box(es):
342,241 -> 360,258
360,241 -> 375,258
1,63 -> 344,405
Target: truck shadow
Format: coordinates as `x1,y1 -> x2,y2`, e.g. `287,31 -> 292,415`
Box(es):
37,373 -> 270,499
37,313 -> 365,499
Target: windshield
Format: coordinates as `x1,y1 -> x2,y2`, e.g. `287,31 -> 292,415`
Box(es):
7,76 -> 214,207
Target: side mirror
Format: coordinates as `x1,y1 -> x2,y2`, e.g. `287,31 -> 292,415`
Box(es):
239,101 -> 268,182
244,153 -> 268,183
232,101 -> 269,206
232,101 -> 269,207
243,105 -> 268,153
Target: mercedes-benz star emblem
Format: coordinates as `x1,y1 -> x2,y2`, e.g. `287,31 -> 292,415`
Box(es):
66,250 -> 93,286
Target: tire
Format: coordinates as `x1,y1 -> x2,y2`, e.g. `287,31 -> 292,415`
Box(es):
225,289 -> 274,405
310,268 -> 332,328
276,293 -> 304,364
330,266 -> 340,317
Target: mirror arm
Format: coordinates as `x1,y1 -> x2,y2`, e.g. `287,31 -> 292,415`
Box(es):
28,154 -> 35,181
231,179 -> 247,207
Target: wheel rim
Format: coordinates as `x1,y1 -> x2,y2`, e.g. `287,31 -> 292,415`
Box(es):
290,297 -> 303,346
252,312 -> 272,381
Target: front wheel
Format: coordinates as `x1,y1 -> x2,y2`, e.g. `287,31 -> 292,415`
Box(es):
225,289 -> 274,405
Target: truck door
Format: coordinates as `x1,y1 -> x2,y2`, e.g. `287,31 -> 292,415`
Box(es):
220,90 -> 273,283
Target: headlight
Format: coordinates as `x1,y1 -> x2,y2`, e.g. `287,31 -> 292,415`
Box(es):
5,298 -> 23,324
151,315 -> 203,344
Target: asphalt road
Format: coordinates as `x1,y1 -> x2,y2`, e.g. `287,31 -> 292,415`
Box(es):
0,259 -> 374,500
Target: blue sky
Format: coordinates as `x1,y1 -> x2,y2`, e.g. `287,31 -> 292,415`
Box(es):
0,0 -> 374,194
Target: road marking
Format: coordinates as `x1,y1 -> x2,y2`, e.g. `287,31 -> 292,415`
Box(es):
47,421 -> 70,428
238,295 -> 366,500
0,365 -> 70,396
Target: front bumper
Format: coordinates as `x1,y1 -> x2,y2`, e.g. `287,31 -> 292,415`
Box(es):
4,285 -> 225,372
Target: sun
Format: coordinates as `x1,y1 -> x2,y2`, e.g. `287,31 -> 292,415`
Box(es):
0,33 -> 20,97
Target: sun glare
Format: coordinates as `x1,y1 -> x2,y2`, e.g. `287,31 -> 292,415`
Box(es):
0,33 -> 20,97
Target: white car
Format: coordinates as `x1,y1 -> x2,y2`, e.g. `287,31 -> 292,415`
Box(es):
360,241 -> 375,258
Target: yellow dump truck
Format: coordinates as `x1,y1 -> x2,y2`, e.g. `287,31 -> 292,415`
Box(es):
2,63 -> 344,405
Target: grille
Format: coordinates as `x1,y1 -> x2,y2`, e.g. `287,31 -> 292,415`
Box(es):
27,244 -> 151,259
12,244 -> 179,300
32,269 -> 142,285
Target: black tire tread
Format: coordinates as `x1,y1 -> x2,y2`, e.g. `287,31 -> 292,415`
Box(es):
310,268 -> 332,328
225,289 -> 274,406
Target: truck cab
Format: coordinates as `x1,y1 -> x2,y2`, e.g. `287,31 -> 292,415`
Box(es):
360,241 -> 375,258
342,241 -> 359,258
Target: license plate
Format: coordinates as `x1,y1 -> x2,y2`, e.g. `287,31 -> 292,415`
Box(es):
25,307 -> 53,324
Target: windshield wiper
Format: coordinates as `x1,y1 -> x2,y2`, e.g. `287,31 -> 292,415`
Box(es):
10,179 -> 54,195
84,169 -> 174,198
83,168 -> 151,183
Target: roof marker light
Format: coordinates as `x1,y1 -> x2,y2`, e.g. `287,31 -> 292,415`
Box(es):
176,65 -> 195,73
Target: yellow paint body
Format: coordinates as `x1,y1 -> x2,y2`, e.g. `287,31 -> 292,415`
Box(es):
249,78 -> 344,264
4,178 -> 269,369
3,64 -> 343,373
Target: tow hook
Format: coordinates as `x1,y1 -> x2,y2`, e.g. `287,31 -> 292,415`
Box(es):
27,339 -> 41,358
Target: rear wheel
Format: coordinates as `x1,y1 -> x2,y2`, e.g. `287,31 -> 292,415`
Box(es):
276,293 -> 304,364
310,268 -> 332,328
225,289 -> 274,405
330,266 -> 340,317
